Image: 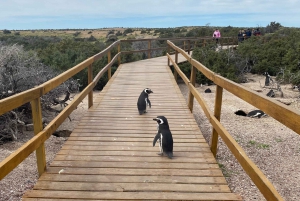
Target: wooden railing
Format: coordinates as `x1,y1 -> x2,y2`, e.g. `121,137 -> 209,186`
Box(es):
0,41 -> 121,180
166,40 -> 300,201
0,37 -> 237,183
120,36 -> 237,59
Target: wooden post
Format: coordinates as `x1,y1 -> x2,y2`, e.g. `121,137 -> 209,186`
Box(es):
174,50 -> 178,81
183,41 -> 186,51
118,43 -> 121,66
30,98 -> 46,177
188,65 -> 196,112
210,85 -> 223,157
148,40 -> 151,59
167,45 -> 170,66
187,40 -> 191,55
108,51 -> 111,80
203,39 -> 206,47
88,64 -> 93,108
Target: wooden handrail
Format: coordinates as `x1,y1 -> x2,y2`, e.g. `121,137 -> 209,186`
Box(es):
167,40 -> 288,201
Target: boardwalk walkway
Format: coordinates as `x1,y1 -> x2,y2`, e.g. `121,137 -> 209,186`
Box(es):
23,55 -> 242,200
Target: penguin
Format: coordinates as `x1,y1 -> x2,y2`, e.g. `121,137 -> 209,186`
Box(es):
263,72 -> 273,86
137,88 -> 153,115
235,109 -> 267,118
247,110 -> 267,118
266,89 -> 275,97
204,88 -> 212,93
152,116 -> 173,159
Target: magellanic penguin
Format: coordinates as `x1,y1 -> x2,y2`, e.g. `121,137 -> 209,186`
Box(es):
153,116 -> 173,159
137,88 -> 153,115
247,110 -> 267,118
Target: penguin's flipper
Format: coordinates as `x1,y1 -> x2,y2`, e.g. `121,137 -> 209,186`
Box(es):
153,133 -> 160,147
147,98 -> 151,108
166,152 -> 173,159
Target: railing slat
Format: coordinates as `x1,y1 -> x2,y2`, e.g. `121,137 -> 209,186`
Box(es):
210,85 -> 223,157
88,64 -> 93,108
30,97 -> 46,176
188,65 -> 196,112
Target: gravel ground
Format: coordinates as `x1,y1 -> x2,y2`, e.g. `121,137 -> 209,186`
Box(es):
1,76 -> 300,201
178,73 -> 300,201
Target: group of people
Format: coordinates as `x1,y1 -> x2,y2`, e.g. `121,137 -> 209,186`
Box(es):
238,28 -> 261,42
212,28 -> 261,44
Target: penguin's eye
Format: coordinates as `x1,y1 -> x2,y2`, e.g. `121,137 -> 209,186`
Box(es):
158,119 -> 164,124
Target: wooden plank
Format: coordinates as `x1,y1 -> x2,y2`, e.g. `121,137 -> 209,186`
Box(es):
45,167 -> 224,177
56,150 -> 213,157
63,141 -> 208,147
50,160 -> 219,169
53,155 -> 217,163
39,174 -> 228,184
33,181 -> 231,193
61,145 -> 210,152
23,190 -> 242,200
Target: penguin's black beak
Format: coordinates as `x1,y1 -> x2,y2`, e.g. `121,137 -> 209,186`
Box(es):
149,90 -> 153,93
153,118 -> 158,121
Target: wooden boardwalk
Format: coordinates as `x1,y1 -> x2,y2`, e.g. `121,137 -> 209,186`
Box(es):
23,55 -> 242,200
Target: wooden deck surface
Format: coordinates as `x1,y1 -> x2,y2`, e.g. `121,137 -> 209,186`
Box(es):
23,55 -> 242,200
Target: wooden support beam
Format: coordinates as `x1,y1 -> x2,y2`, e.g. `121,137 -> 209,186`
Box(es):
210,85 -> 223,157
30,98 -> 46,177
188,65 -> 196,112
88,64 -> 93,108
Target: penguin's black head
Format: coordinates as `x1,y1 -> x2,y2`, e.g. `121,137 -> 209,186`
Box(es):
153,116 -> 169,126
144,88 -> 153,94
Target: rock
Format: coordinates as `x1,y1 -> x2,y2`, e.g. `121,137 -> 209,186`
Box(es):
52,130 -> 72,137
26,124 -> 34,131
204,88 -> 212,93
276,99 -> 294,105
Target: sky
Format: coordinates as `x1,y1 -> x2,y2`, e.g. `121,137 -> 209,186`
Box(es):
0,0 -> 299,30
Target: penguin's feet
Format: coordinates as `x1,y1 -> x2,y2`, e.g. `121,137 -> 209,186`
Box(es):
144,110 -> 147,113
157,152 -> 163,156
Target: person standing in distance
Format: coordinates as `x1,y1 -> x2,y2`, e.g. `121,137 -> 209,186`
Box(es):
213,29 -> 221,44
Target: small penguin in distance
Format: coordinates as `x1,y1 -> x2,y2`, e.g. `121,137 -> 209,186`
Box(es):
153,116 -> 173,159
234,109 -> 267,118
247,110 -> 266,118
137,88 -> 153,115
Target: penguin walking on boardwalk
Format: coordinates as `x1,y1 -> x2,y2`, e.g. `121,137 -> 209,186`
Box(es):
137,88 -> 153,115
153,116 -> 173,159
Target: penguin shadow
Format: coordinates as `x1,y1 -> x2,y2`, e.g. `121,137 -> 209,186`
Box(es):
137,88 -> 153,115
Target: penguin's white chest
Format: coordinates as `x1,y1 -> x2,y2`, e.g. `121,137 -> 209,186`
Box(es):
159,133 -> 163,153
145,98 -> 149,107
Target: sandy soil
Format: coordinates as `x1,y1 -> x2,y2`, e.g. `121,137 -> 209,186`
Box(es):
178,73 -> 300,201
1,75 -> 300,201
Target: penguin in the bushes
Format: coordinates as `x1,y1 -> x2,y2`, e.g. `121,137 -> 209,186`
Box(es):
137,88 -> 153,115
153,116 -> 173,159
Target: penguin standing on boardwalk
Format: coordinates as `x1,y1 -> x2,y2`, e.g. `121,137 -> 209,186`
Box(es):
137,88 -> 153,115
153,116 -> 173,159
